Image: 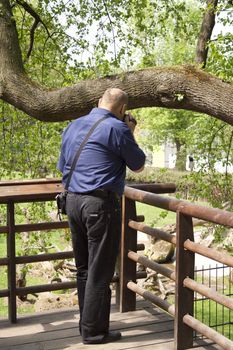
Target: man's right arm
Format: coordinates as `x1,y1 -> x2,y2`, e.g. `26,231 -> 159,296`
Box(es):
133,165 -> 145,173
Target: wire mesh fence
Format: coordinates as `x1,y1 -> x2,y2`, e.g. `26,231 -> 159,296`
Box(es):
194,263 -> 233,341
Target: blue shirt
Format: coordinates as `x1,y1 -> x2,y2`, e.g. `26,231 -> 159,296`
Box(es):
58,108 -> 146,196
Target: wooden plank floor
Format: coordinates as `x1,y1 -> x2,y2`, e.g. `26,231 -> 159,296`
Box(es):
0,299 -> 220,350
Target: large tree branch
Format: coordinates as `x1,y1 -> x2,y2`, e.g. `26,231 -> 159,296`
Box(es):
1,66 -> 233,125
0,0 -> 25,75
0,0 -> 233,126
196,0 -> 218,68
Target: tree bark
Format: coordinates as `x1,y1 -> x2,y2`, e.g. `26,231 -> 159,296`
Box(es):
2,65 -> 233,125
175,139 -> 186,172
1,0 -> 233,126
195,0 -> 218,68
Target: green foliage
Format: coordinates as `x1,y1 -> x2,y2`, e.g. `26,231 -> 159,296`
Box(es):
1,0 -> 205,180
0,103 -> 66,179
136,1 -> 202,67
131,0 -> 233,203
183,115 -> 233,207
127,166 -> 233,207
133,107 -> 199,171
131,1 -> 233,203
136,202 -> 175,227
187,171 -> 233,208
135,108 -> 197,147
127,167 -> 191,198
1,0 -> 71,180
207,1 -> 233,80
127,1 -> 203,171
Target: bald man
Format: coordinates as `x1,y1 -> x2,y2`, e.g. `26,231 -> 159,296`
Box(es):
58,88 -> 145,344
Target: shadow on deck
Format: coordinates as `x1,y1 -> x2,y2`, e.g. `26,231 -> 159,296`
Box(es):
0,300 -> 219,350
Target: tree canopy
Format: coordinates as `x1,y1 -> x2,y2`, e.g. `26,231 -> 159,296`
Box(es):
0,0 -> 232,183
0,0 -> 233,124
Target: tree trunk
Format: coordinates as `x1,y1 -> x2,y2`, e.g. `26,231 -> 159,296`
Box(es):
0,0 -> 233,126
196,0 -> 218,67
175,140 -> 186,172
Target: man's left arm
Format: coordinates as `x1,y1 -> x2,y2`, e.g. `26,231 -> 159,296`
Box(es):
119,124 -> 146,172
57,148 -> 65,173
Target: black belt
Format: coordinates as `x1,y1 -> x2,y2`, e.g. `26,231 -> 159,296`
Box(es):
69,189 -> 120,199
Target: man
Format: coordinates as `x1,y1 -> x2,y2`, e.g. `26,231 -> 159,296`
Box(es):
189,155 -> 194,172
58,88 -> 145,344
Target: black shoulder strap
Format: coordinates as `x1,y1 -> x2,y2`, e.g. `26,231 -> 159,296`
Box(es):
64,116 -> 108,191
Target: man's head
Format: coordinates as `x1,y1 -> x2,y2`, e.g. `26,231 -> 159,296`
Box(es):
98,88 -> 128,120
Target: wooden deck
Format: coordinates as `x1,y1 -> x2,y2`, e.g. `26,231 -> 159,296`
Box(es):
0,300 -> 220,350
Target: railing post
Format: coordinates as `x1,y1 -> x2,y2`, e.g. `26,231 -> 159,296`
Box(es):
174,211 -> 194,349
7,201 -> 17,323
118,195 -> 137,312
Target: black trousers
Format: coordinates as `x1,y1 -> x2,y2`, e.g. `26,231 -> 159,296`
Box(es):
66,191 -> 121,344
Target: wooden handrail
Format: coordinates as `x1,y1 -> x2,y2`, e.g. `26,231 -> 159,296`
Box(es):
0,289 -> 9,297
0,243 -> 145,269
183,314 -> 233,350
183,277 -> 233,310
128,251 -> 175,281
127,281 -> 175,316
16,272 -> 147,297
128,183 -> 176,193
129,220 -> 176,244
125,186 -> 233,227
129,220 -> 233,268
184,239 -> 233,268
0,178 -> 61,186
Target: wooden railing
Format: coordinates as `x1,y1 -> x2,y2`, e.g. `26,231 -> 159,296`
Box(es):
0,179 -> 233,349
0,179 -> 175,323
121,186 -> 233,350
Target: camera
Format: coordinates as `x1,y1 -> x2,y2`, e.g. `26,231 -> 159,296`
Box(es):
123,113 -> 137,125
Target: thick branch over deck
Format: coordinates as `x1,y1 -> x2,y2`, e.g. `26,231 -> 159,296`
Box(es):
0,0 -> 233,124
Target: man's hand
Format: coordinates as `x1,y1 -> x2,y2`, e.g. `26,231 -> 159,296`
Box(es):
124,112 -> 137,133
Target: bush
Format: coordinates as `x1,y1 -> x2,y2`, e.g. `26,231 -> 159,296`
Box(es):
126,166 -> 233,208
126,167 -> 195,199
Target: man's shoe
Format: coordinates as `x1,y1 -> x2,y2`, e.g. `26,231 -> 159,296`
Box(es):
102,331 -> 122,344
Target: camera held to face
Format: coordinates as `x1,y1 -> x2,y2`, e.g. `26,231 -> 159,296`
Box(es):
123,113 -> 137,126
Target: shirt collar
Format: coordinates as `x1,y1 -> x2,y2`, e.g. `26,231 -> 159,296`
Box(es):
90,107 -> 118,120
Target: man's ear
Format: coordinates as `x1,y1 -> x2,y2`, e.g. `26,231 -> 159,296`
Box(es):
120,104 -> 127,118
98,98 -> 102,107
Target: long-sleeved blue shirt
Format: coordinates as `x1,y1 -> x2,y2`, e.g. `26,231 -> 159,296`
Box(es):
58,107 -> 146,196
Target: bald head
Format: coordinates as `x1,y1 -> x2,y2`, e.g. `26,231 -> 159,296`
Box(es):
98,88 -> 128,120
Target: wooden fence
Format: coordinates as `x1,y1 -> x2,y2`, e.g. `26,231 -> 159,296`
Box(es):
0,179 -> 233,349
122,186 -> 233,350
0,179 -> 174,322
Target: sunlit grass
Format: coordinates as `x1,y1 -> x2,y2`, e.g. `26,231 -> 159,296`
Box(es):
136,202 -> 176,227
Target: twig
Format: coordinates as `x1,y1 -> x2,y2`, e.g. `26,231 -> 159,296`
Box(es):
27,18 -> 40,59
103,0 -> 117,62
15,0 -> 51,60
